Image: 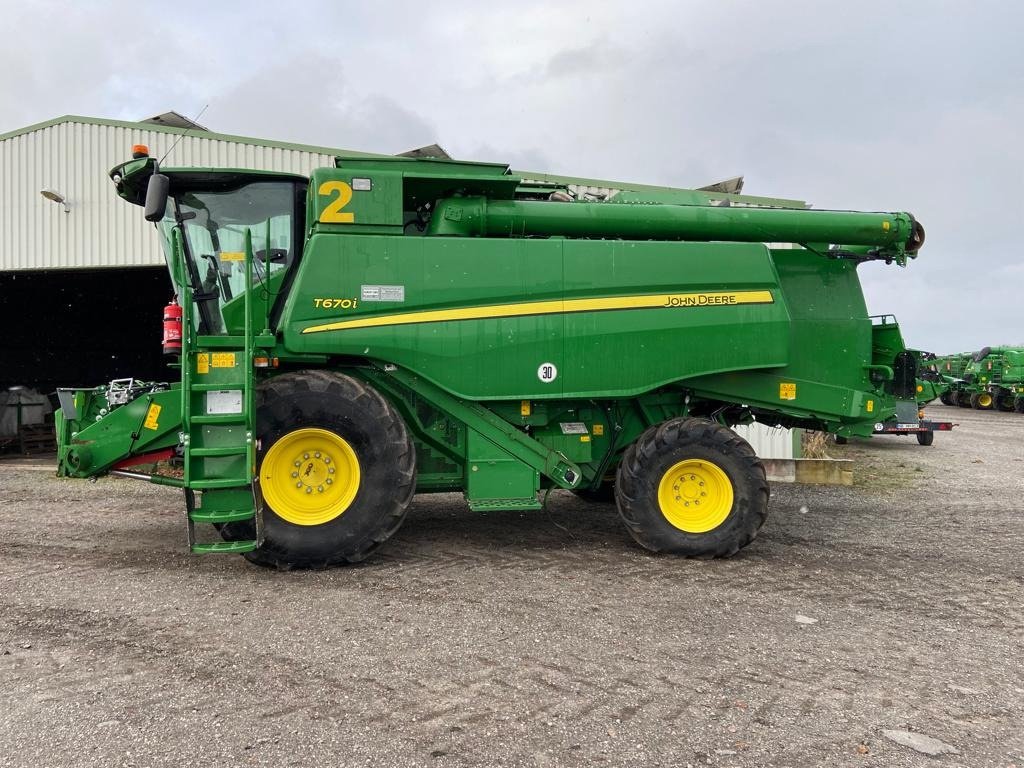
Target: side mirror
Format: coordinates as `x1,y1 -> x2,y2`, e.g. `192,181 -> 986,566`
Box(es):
144,173 -> 170,222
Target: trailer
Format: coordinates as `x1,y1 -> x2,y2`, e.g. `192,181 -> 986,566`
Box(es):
872,417 -> 956,446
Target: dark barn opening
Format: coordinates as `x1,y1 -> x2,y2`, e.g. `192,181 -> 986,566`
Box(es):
0,267 -> 173,395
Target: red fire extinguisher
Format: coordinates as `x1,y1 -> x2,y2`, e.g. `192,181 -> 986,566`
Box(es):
162,299 -> 183,355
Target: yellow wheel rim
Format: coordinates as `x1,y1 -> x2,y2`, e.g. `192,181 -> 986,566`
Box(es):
260,428 -> 360,526
978,393 -> 992,407
657,458 -> 734,533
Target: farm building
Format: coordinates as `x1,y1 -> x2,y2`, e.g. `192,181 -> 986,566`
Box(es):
0,112 -> 388,393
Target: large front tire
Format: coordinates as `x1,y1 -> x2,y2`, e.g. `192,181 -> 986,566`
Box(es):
615,418 -> 769,557
222,370 -> 416,569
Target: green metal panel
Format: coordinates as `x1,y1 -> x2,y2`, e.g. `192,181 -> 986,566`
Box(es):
284,235 -> 565,398
683,249 -> 881,428
306,168 -> 405,234
466,429 -> 541,510
531,427 -> 594,464
284,237 -> 789,400
361,366 -> 582,490
56,386 -> 181,476
559,240 -> 789,398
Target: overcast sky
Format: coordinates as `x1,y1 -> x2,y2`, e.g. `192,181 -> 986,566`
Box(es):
2,0 -> 1022,352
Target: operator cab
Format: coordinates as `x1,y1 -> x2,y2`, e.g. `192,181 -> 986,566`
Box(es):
154,173 -> 307,334
151,173 -> 303,335
110,153 -> 307,336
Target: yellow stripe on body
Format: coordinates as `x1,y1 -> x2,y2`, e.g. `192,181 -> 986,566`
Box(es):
301,290 -> 774,334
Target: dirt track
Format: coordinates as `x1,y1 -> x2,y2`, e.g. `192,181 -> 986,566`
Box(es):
1,403 -> 1022,767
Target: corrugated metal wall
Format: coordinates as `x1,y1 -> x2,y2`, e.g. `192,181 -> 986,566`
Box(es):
0,120 -> 336,271
731,423 -> 798,460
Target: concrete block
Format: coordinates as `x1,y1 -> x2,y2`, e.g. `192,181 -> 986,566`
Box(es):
762,458 -> 853,486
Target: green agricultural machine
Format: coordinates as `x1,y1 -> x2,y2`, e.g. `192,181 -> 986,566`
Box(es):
857,322 -> 954,445
55,146 -> 926,567
957,346 -> 1024,411
912,350 -> 951,407
935,352 -> 972,406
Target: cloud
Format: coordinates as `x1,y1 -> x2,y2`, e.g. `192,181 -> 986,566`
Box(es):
204,56 -> 438,154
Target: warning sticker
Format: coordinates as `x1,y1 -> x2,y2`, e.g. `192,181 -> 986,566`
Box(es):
143,403 -> 162,431
779,383 -> 797,401
866,399 -> 874,413
197,353 -> 210,375
211,352 -> 236,368
592,424 -> 605,436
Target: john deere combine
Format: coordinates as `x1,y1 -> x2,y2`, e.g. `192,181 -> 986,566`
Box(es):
935,352 -> 972,406
912,350 -> 951,407
957,346 -> 1024,411
55,146 -> 926,567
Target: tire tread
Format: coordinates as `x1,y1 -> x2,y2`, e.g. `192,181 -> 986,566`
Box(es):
615,417 -> 768,558
225,370 -> 416,569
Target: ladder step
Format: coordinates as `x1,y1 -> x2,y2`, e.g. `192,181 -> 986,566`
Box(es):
189,508 -> 256,523
191,540 -> 258,554
190,478 -> 251,490
191,382 -> 246,392
189,446 -> 249,458
191,414 -> 247,425
467,497 -> 543,512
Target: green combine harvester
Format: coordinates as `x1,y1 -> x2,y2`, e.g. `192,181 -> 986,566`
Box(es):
957,346 -> 1024,411
935,352 -> 972,406
914,352 -> 952,407
55,145 -> 926,568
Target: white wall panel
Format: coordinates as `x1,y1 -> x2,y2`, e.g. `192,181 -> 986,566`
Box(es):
0,119 -> 336,271
731,423 -> 797,460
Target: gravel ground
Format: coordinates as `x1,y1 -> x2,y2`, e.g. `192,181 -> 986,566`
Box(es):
0,403 -> 1021,767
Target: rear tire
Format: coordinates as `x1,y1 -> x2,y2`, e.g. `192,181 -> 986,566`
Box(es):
939,391 -> 955,406
1016,397 -> 1024,414
615,418 -> 768,557
996,393 -> 1015,412
221,370 -> 416,569
916,430 -> 934,446
957,391 -> 972,408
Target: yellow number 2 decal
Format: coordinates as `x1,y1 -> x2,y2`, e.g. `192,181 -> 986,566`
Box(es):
318,180 -> 355,223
